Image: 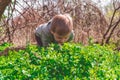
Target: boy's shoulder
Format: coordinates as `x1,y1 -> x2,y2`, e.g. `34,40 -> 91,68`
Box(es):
35,20 -> 52,34
37,19 -> 52,29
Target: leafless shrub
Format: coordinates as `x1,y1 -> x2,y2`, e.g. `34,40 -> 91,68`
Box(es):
101,0 -> 120,45
0,0 -> 119,46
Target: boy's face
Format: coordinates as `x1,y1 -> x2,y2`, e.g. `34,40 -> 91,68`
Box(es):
51,31 -> 70,44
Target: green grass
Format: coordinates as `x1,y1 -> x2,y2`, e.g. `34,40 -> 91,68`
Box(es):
0,43 -> 120,80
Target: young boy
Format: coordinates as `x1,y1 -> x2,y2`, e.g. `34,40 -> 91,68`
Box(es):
35,14 -> 74,47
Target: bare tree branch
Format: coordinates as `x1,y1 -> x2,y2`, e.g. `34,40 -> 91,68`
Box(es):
0,0 -> 11,20
105,17 -> 120,44
101,4 -> 120,45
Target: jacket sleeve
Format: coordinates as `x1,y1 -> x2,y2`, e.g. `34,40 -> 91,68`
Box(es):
67,30 -> 74,42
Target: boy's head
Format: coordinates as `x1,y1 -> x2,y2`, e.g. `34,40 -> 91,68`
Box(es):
50,14 -> 73,44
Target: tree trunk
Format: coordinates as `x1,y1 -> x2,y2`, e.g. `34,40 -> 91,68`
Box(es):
0,0 -> 11,20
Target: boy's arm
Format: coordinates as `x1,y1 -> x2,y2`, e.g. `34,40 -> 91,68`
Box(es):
41,36 -> 49,47
67,30 -> 74,42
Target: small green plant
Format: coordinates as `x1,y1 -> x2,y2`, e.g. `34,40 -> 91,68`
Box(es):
0,43 -> 120,79
0,42 -> 12,51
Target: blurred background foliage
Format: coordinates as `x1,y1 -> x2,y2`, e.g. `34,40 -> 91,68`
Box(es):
0,0 -> 119,48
